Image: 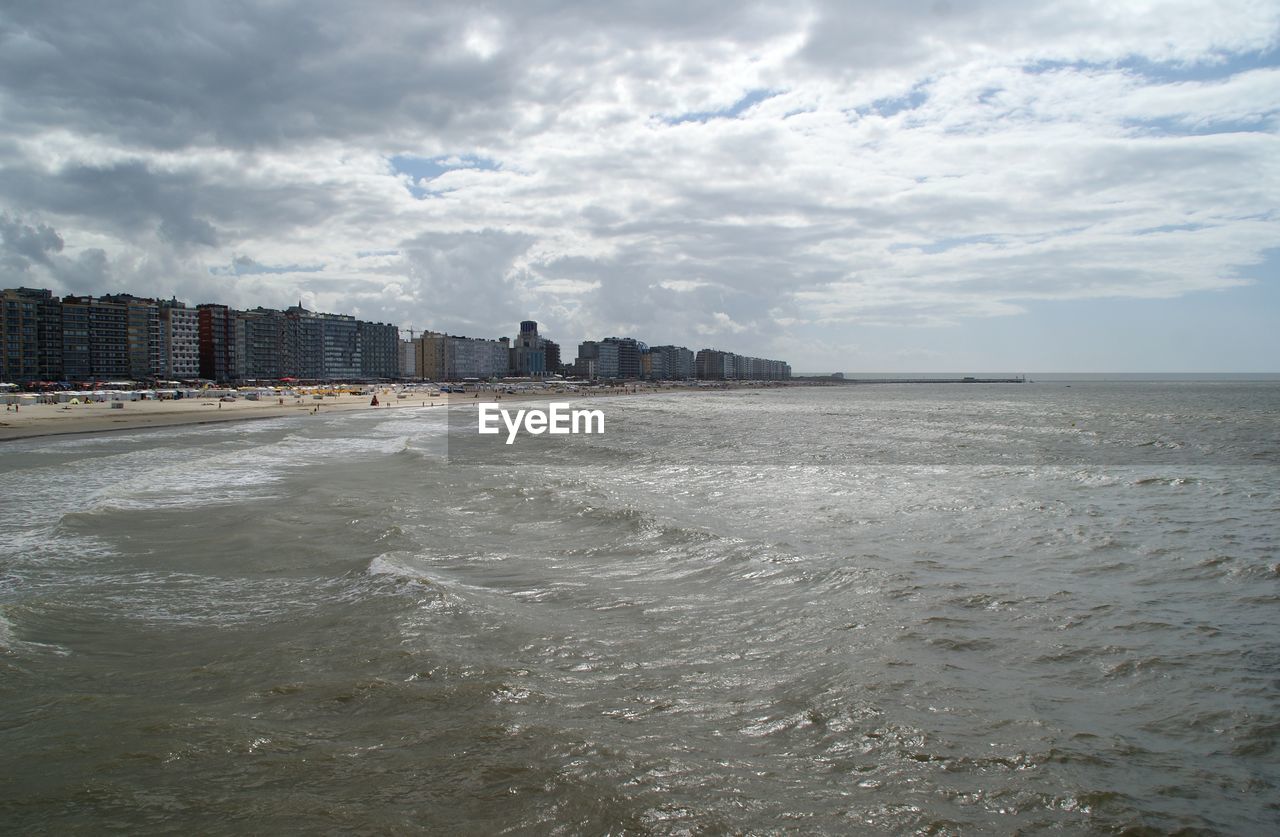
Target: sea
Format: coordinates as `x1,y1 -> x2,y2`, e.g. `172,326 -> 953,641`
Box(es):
1,381 -> 1277,833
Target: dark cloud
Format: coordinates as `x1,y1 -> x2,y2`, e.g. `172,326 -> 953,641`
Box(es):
0,0 -> 807,154
159,216 -> 219,249
1,2 -> 519,151
55,247 -> 112,293
0,213 -> 64,272
0,157 -> 343,254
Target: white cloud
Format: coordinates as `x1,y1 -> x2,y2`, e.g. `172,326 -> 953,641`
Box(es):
531,278 -> 601,294
658,279 -> 712,292
698,311 -> 749,334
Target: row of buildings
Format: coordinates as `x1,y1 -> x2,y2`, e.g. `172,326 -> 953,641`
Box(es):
392,321 -> 555,382
0,287 -> 398,384
397,323 -> 790,382
570,337 -> 789,381
2,286 -> 789,384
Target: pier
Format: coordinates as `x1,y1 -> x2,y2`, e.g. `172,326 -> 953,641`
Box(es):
797,376 -> 1027,384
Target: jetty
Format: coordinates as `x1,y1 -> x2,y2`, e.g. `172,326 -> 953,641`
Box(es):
796,375 -> 1027,384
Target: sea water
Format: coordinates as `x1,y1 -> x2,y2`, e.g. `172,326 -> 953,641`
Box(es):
1,382 -> 1277,832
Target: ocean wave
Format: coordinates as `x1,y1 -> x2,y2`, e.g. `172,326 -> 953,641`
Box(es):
367,552 -> 440,584
1131,476 -> 1199,486
0,608 -> 70,657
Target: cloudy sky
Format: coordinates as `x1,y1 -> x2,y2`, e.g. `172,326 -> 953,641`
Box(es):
1,1 -> 1277,372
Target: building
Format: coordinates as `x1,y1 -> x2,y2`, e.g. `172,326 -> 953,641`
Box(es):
3,286 -> 419,385
445,334 -> 509,380
159,300 -> 199,379
0,289 -> 40,383
1,287 -> 63,382
198,304 -> 237,382
282,306 -> 322,379
60,296 -> 91,381
278,306 -> 374,380
399,338 -> 417,379
648,345 -> 695,380
234,308 -> 287,381
100,294 -> 163,381
604,337 -> 644,379
508,319 -> 566,377
509,319 -> 547,376
696,349 -> 726,380
576,340 -> 620,380
569,357 -> 597,379
543,339 -> 561,376
417,332 -> 509,380
359,321 -> 399,379
696,348 -> 791,381
318,313 -> 360,379
577,337 -> 647,380
59,295 -> 131,381
416,332 -> 444,381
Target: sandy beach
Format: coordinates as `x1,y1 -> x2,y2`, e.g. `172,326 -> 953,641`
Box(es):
0,382 -> 789,443
0,390 -> 458,442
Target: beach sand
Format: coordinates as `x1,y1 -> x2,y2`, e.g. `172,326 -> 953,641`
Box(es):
0,391 -> 456,442
0,381 -> 796,443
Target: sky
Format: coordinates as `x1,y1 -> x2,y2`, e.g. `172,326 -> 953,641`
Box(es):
0,1 -> 1277,373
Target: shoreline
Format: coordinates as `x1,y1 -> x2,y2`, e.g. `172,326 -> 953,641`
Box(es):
0,382 -> 808,443
0,391 -> 457,443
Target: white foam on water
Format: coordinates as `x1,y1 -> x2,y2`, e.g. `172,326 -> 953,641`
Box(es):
368,552 -> 438,584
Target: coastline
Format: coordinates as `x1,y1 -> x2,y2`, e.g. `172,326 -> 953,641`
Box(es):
0,391 -> 455,443
0,382 -> 808,443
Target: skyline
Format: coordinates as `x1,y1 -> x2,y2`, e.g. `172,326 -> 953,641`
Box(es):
1,1 -> 1278,372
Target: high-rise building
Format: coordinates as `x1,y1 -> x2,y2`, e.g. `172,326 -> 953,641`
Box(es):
359,321 -> 400,379
159,299 -> 199,380
5,286 -> 425,385
696,348 -> 790,381
60,296 -> 91,382
100,294 -> 163,381
282,306 -> 323,379
198,304 -> 237,382
448,335 -> 508,380
417,332 -> 509,380
318,313 -> 360,379
648,345 -> 695,380
234,308 -> 287,381
577,338 -> 655,380
60,295 -> 131,381
0,290 -> 38,383
543,339 -> 561,376
416,332 -> 444,381
280,305 -> 374,380
603,337 -> 644,379
1,287 -> 63,382
509,319 -> 548,376
398,338 -> 417,379
576,340 -> 620,379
